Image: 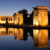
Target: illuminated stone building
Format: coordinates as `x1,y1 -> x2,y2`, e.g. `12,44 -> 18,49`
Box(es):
0,16 -> 14,24
13,12 -> 23,25
0,12 -> 23,25
33,6 -> 48,26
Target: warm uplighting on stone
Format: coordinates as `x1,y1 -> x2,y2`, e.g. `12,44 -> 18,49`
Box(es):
33,6 -> 48,26
33,16 -> 39,26
8,17 -> 14,24
14,12 -> 23,25
0,16 -> 6,24
0,12 -> 23,25
18,14 -> 23,25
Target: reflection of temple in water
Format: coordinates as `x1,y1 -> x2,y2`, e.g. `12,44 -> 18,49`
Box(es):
0,28 -> 24,40
38,30 -> 48,48
14,28 -> 23,40
0,27 -> 33,41
0,27 -> 49,48
33,29 -> 48,48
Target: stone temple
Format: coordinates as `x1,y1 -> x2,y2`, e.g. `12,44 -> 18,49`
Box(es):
33,6 -> 48,26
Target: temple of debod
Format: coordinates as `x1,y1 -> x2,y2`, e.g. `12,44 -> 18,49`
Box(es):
0,6 -> 49,48
0,6 -> 48,26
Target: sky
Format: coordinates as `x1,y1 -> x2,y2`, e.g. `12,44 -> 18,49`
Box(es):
0,0 -> 50,16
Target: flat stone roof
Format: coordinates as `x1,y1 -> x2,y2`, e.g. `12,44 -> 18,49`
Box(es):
37,6 -> 48,9
0,16 -> 13,18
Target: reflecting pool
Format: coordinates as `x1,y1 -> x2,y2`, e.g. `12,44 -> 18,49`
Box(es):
0,27 -> 50,50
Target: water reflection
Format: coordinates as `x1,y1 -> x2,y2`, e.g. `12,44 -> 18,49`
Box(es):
33,29 -> 48,48
0,27 -> 49,48
14,28 -> 23,40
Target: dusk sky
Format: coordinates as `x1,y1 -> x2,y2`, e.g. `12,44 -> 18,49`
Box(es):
0,0 -> 50,16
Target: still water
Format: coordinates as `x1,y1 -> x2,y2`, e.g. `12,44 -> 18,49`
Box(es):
0,27 -> 50,49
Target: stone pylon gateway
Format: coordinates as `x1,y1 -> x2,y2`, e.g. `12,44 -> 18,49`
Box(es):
33,6 -> 48,26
